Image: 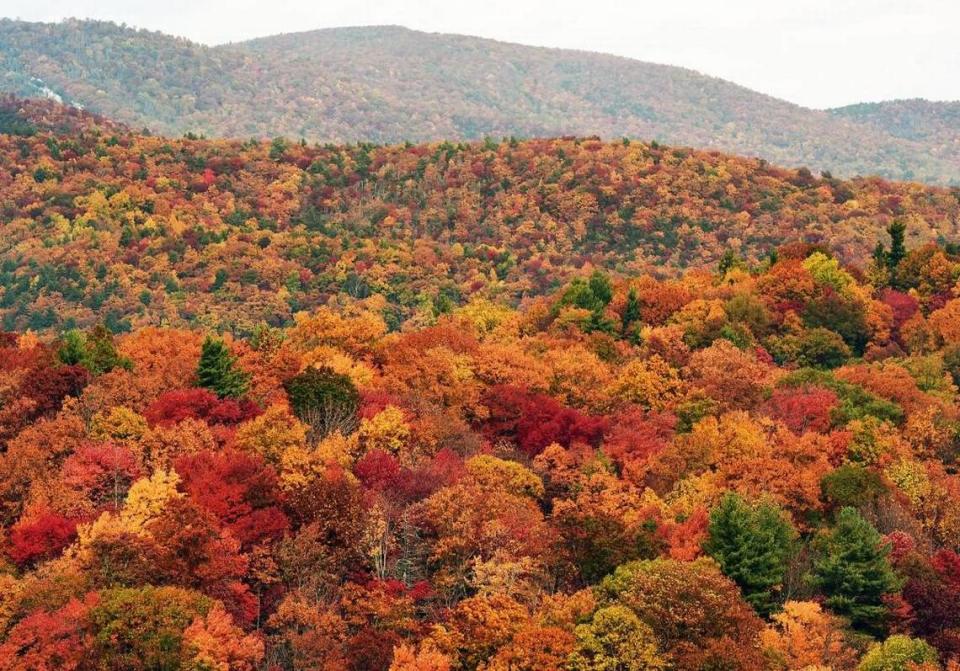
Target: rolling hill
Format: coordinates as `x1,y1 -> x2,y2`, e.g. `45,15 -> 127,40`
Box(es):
1,96 -> 959,335
0,19 -> 959,184
832,99 -> 960,165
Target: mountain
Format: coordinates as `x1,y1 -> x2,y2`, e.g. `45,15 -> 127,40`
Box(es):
1,19 -> 959,184
1,96 -> 958,335
831,99 -> 960,164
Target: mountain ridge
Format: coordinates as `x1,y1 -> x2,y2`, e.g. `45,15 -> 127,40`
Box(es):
1,19 -> 959,183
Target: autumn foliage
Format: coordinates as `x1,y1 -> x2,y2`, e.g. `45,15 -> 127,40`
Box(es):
4,107 -> 960,669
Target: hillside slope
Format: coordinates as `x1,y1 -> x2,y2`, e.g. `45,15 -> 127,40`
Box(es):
1,97 -> 959,335
0,19 -> 958,183
832,99 -> 960,164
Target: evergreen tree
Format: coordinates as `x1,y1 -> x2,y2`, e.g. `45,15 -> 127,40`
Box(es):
622,288 -> 641,333
809,507 -> 901,634
872,241 -> 887,269
885,221 -> 907,275
197,336 -> 250,399
703,493 -> 797,616
718,248 -> 746,275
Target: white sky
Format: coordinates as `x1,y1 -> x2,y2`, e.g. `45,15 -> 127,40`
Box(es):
4,0 -> 958,109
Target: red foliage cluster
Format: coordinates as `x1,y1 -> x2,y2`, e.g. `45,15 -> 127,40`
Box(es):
144,388 -> 262,428
484,385 -> 608,456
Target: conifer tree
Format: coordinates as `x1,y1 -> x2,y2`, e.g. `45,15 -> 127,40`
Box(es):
196,336 -> 250,399
809,507 -> 901,633
873,221 -> 908,288
703,492 -> 797,616
886,220 -> 907,276
622,288 -> 641,333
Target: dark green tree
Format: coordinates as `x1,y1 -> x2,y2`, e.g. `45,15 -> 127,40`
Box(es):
794,327 -> 851,369
283,366 -> 360,442
718,248 -> 748,275
703,493 -> 797,616
874,221 -> 908,288
809,507 -> 901,634
621,288 -> 641,333
196,336 -> 250,399
820,464 -> 888,510
886,221 -> 907,275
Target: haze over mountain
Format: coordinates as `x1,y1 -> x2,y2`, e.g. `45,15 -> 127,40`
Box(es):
1,18 -> 959,185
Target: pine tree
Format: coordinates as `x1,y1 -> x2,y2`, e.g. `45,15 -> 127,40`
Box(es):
718,249 -> 738,275
197,336 -> 250,399
703,493 -> 797,616
886,221 -> 907,274
622,288 -> 641,333
810,507 -> 901,633
872,241 -> 887,269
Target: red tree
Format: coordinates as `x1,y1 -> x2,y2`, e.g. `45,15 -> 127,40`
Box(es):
174,448 -> 289,549
484,385 -> 607,456
8,511 -> 78,567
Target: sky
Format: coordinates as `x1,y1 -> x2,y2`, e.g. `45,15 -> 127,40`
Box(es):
4,0 -> 959,109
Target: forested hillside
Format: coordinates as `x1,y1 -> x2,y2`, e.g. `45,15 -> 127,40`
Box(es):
2,97 -> 960,336
833,99 -> 960,167
6,92 -> 960,670
4,219 -> 960,668
2,19 -> 959,183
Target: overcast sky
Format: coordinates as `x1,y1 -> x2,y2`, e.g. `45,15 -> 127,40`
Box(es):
4,0 -> 958,109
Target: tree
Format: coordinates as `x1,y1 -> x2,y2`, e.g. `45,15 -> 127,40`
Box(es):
87,586 -> 212,671
794,327 -> 851,369
810,507 -> 901,633
485,625 -> 575,671
58,324 -> 132,376
197,336 -> 250,399
820,465 -> 888,510
885,221 -> 908,286
760,386 -> 837,434
144,388 -> 260,428
556,271 -> 617,333
858,635 -> 938,671
597,558 -> 765,670
760,600 -> 858,671
147,497 -> 256,625
7,510 -> 78,567
703,493 -> 797,616
483,385 -> 607,457
174,448 -> 289,549
181,602 -> 264,671
686,340 -> 769,410
0,594 -> 95,671
284,366 -> 360,441
389,641 -> 452,671
567,605 -> 666,671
